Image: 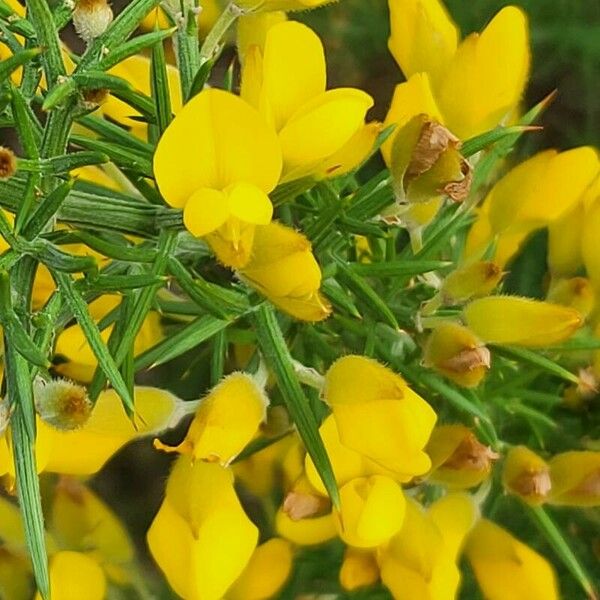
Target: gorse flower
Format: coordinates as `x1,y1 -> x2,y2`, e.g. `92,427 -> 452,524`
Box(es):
241,20 -> 374,182
154,88 -> 282,268
147,456 -> 258,600
236,0 -> 339,14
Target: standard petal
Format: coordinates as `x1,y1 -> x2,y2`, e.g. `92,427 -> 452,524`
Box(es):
154,89 -> 282,208
388,0 -> 459,83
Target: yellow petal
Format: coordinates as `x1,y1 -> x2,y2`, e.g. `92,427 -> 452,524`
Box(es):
388,0 -> 459,83
436,7 -> 530,139
226,182 -> 273,225
339,548 -> 379,591
237,12 -> 288,63
547,202 -> 585,278
464,296 -> 583,347
548,451 -> 600,507
336,475 -> 406,548
154,89 -> 282,208
227,538 -> 293,600
465,519 -> 559,600
41,552 -> 106,600
257,20 -> 326,131
279,88 -> 374,179
502,446 -> 551,505
183,188 -> 230,237
275,508 -> 337,546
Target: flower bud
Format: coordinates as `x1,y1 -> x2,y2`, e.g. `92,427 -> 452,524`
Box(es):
465,519 -> 559,600
239,222 -> 331,322
441,261 -> 504,304
390,115 -> 472,205
335,475 -> 406,548
72,0 -> 113,43
546,277 -> 595,319
282,477 -> 330,521
33,379 -> 92,431
0,147 -> 17,180
275,506 -> 337,546
423,322 -> 490,388
548,451 -> 600,507
154,372 -> 268,466
324,355 -> 437,479
426,424 -> 498,489
339,548 -> 379,591
502,446 -> 551,505
464,296 -> 583,347
227,538 -> 293,600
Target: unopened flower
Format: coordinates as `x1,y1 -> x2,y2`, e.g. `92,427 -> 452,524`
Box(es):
335,475 -> 406,548
324,355 -> 437,479
275,504 -> 337,546
227,538 -> 293,600
0,146 -> 17,180
239,222 -> 331,322
389,115 -> 472,205
423,322 -> 490,388
548,451 -> 600,507
441,261 -> 504,304
502,446 -> 551,505
154,89 -> 282,268
72,0 -> 113,43
154,372 -> 268,466
339,548 -> 379,591
33,379 -> 92,431
546,277 -> 595,319
465,519 -> 559,600
426,424 -> 498,489
241,21 -> 374,182
378,497 -> 462,600
464,296 -> 583,347
147,456 -> 258,600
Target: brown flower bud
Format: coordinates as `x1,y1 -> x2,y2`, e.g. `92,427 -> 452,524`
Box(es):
0,147 -> 17,180
502,445 -> 551,505
426,424 -> 499,489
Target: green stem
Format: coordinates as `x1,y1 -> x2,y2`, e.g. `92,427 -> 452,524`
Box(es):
199,2 -> 239,62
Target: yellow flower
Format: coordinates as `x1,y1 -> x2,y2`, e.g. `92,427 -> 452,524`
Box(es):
50,477 -> 135,584
386,2 -> 529,140
441,261 -> 504,304
237,12 -> 287,62
548,451 -> 600,507
335,475 -> 406,548
236,0 -> 338,13
147,456 -> 258,600
339,548 -> 379,592
241,20 -> 374,182
581,177 -> 600,293
154,372 -> 268,465
304,415 -> 395,495
423,322 -> 490,388
141,0 -> 222,36
275,507 -> 337,546
36,551 -> 106,600
465,519 -> 559,600
226,538 -> 293,600
463,296 -> 583,347
324,355 -> 437,479
465,147 -> 599,266
426,424 -> 498,489
239,221 -> 331,322
502,446 -> 551,505
378,497 -> 462,600
154,89 -> 282,268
